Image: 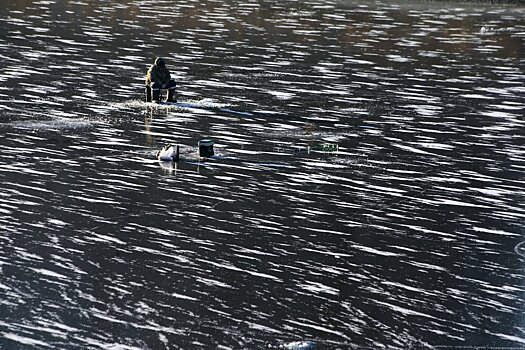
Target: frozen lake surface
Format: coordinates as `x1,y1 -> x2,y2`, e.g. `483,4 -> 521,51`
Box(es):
0,0 -> 524,348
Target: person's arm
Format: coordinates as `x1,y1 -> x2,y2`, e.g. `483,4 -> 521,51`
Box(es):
152,68 -> 162,85
161,68 -> 170,87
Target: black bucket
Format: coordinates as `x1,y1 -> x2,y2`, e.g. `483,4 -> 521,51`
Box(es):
198,139 -> 214,158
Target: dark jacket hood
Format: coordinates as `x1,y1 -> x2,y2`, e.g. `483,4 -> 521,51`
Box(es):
155,57 -> 165,67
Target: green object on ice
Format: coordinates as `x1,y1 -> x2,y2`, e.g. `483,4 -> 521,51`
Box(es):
312,143 -> 338,152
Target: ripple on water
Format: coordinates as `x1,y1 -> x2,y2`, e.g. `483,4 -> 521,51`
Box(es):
0,1 -> 524,349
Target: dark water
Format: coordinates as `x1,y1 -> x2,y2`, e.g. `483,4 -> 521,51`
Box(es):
1,0 -> 524,349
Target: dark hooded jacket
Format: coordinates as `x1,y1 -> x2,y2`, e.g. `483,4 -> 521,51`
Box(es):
146,57 -> 171,86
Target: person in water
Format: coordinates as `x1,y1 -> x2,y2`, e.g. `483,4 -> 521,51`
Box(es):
145,57 -> 176,103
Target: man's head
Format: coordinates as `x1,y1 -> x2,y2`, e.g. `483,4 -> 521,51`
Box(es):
155,57 -> 166,67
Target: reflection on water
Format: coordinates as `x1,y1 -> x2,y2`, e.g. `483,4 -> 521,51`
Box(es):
0,0 -> 524,349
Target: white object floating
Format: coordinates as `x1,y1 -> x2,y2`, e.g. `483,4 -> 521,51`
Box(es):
157,144 -> 179,162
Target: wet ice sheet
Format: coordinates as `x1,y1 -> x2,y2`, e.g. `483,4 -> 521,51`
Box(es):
0,0 -> 524,349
